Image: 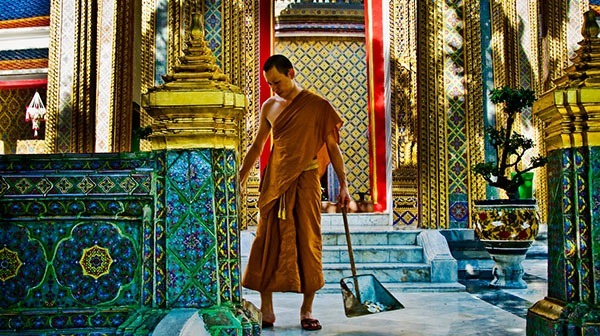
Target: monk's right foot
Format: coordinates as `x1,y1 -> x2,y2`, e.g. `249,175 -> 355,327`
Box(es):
261,314 -> 275,328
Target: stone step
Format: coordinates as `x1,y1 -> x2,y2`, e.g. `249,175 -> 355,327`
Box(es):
322,230 -> 420,246
321,213 -> 391,228
323,244 -> 424,263
323,262 -> 431,283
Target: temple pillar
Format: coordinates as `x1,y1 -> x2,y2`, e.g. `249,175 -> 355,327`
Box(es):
527,11 -> 600,335
141,13 -> 259,335
46,0 -> 137,153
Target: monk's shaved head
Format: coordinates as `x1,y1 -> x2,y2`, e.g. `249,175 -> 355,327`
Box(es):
263,54 -> 293,76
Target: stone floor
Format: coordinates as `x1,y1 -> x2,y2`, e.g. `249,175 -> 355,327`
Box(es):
242,254 -> 548,336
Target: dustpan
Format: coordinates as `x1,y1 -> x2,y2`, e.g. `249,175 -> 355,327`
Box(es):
340,207 -> 404,317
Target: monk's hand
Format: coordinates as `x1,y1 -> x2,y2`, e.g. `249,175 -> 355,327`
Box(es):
338,186 -> 352,208
238,169 -> 248,188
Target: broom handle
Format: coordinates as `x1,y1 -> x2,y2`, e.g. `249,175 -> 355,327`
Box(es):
342,207 -> 361,303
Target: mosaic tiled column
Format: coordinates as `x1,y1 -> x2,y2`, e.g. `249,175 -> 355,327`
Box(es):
142,13 -> 259,335
526,12 -> 600,335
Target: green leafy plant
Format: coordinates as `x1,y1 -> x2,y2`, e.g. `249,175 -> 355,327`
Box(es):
472,86 -> 547,199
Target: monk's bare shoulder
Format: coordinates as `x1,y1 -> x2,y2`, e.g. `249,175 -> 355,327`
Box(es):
261,96 -> 286,125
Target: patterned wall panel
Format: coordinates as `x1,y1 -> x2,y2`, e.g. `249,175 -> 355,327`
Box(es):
389,0 -> 418,228
274,38 -> 369,199
0,153 -> 164,333
204,0 -> 223,68
240,0 -> 260,229
0,88 -> 45,154
444,1 -> 469,228
464,0 -> 485,218
164,148 -> 240,307
545,145 -> 599,309
212,148 -> 242,304
591,146 -> 600,306
96,0 -> 115,152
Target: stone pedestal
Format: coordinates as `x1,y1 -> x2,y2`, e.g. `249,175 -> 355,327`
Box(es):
486,247 -> 528,289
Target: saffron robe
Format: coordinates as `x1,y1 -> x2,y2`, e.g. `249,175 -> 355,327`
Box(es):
242,90 -> 343,293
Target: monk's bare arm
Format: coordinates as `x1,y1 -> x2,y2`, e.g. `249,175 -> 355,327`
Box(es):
239,102 -> 273,185
325,132 -> 351,207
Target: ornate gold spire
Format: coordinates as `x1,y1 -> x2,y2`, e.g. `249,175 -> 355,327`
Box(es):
142,12 -> 246,150
553,10 -> 600,89
159,14 -> 239,92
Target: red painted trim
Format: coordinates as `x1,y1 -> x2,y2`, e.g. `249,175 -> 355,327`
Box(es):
0,79 -> 47,90
365,0 -> 387,212
258,0 -> 273,176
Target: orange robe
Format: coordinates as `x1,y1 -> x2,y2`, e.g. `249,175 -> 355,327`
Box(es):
242,90 -> 343,293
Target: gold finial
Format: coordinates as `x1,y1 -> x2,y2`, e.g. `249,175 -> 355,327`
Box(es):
582,10 -> 599,38
191,12 -> 204,41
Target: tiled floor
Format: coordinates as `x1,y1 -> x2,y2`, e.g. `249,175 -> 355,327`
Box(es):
242,257 -> 548,336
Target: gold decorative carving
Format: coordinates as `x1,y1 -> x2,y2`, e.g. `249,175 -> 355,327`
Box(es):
139,0 -> 157,152
111,1 -> 135,152
79,245 -> 113,279
416,1 -> 447,229
390,2 -> 418,216
390,0 -> 417,169
464,0 -> 485,205
0,247 -> 22,282
240,0 -> 261,229
45,0 -> 62,153
528,297 -> 565,320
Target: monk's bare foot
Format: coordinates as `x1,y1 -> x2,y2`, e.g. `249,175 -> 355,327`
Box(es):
261,313 -> 275,328
260,292 -> 275,327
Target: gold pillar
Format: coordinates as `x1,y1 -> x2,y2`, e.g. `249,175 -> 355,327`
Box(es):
416,0 -> 449,228
46,0 -> 136,153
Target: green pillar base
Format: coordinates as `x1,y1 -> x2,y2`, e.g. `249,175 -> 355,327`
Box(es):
527,298 -> 600,336
199,300 -> 261,336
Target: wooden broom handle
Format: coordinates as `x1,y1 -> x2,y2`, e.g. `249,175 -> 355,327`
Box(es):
342,207 -> 361,303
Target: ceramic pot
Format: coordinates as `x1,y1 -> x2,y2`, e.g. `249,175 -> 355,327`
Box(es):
471,199 -> 540,288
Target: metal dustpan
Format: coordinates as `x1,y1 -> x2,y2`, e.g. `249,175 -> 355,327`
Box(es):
340,208 -> 404,317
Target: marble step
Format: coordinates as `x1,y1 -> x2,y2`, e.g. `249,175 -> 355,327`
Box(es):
323,262 -> 431,284
322,244 -> 424,263
322,230 -> 420,246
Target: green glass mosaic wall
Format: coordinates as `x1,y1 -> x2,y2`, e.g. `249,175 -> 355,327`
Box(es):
0,149 -> 249,335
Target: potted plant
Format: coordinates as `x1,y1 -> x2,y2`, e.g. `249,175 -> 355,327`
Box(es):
471,86 -> 547,289
473,86 -> 547,199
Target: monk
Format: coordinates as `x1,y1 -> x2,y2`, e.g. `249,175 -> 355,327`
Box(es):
239,54 -> 351,331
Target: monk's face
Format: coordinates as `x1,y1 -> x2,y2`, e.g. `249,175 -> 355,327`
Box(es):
264,67 -> 295,99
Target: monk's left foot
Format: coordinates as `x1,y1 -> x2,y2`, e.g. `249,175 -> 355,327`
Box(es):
301,318 -> 322,331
